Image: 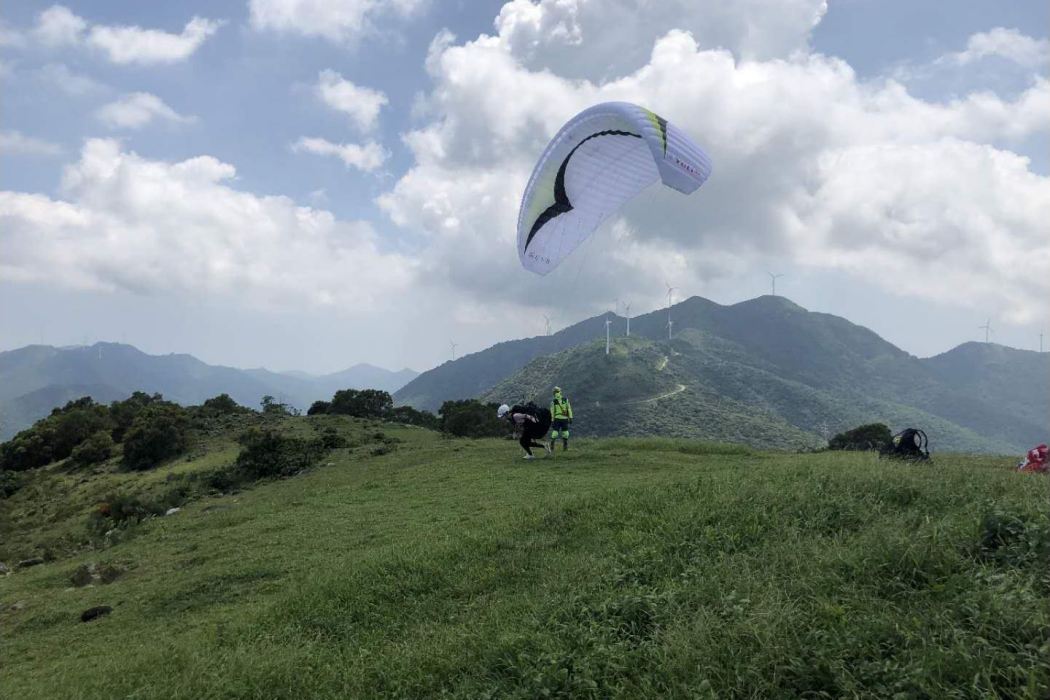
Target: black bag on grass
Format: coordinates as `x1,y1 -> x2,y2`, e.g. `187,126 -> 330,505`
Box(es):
880,428 -> 930,461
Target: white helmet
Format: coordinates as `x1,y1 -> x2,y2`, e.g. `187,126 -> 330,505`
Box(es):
497,404 -> 510,419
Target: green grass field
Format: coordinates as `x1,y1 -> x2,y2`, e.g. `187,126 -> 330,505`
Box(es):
2,418 -> 1048,698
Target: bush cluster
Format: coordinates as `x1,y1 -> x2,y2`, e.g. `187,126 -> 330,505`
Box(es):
828,423 -> 892,451
0,392 -> 248,473
308,389 -> 438,429
438,399 -> 507,438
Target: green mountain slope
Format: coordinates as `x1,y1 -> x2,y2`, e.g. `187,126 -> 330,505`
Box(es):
482,333 -> 1012,452
403,295 -> 1047,453
2,419 -> 1047,698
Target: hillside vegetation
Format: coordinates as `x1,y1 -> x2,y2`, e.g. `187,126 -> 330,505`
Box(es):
3,414 -> 1048,698
415,296 -> 1049,452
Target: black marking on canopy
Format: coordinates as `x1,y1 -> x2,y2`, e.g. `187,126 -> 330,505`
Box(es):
523,129 -> 642,253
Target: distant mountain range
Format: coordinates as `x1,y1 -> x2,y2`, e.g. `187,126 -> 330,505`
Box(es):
0,343 -> 417,441
398,296 -> 1048,453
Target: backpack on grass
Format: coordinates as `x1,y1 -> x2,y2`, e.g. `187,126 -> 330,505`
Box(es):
880,428 -> 930,461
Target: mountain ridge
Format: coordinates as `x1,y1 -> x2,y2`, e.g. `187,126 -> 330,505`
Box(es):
400,295 -> 1048,453
0,343 -> 417,440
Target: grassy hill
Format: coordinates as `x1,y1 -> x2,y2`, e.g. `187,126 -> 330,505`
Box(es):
482,330 -> 1024,453
403,296 -> 1048,453
2,415 -> 1048,698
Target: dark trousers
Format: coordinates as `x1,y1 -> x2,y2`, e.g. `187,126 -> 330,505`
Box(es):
519,424 -> 546,455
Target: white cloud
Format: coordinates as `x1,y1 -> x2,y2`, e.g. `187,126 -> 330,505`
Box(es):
292,136 -> 387,171
32,5 -> 86,47
96,93 -> 195,129
0,130 -> 63,156
316,69 -> 388,131
492,0 -> 827,79
29,5 -> 221,64
378,16 -> 1050,327
944,27 -> 1050,69
0,139 -> 413,309
249,0 -> 425,43
35,63 -> 106,96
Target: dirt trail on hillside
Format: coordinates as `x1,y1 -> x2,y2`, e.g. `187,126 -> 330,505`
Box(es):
621,383 -> 687,405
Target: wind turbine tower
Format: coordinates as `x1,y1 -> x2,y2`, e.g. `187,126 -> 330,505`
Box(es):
978,319 -> 993,343
605,317 -> 612,355
623,302 -> 631,337
665,283 -> 676,340
450,340 -> 458,361
543,315 -> 551,336
768,272 -> 784,296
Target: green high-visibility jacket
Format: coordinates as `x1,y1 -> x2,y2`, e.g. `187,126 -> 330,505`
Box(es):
551,394 -> 573,420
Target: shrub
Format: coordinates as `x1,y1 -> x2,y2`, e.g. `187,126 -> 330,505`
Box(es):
0,396 -> 112,471
389,405 -> 439,430
439,399 -> 507,438
828,423 -> 891,452
202,393 -> 244,414
307,400 -> 331,416
0,470 -> 23,498
319,427 -> 347,449
261,395 -> 298,416
109,392 -> 162,442
122,403 -> 190,471
329,389 -> 394,418
233,428 -> 326,481
71,430 -> 115,467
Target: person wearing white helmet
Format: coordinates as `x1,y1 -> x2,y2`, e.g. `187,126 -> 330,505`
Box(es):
497,403 -> 551,459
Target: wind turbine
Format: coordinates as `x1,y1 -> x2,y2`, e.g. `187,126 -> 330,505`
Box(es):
623,302 -> 632,337
768,272 -> 784,296
450,340 -> 458,361
605,317 -> 613,355
978,319 -> 993,343
665,282 -> 676,340
543,315 -> 551,336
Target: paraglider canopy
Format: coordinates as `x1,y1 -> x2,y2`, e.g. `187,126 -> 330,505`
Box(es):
517,102 -> 712,275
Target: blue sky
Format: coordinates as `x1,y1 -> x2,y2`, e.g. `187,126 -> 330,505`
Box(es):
1,0 -> 1048,372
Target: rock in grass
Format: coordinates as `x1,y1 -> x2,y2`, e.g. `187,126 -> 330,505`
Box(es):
17,557 -> 44,569
71,563 -> 97,587
0,561 -> 9,575
80,606 -> 112,623
165,507 -> 181,516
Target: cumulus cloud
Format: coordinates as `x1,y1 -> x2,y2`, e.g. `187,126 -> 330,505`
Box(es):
0,130 -> 63,156
943,27 -> 1050,69
492,0 -> 827,79
379,13 -> 1050,326
292,136 -> 388,171
29,5 -> 222,64
96,93 -> 195,129
249,0 -> 425,43
315,69 -> 388,131
0,139 -> 413,309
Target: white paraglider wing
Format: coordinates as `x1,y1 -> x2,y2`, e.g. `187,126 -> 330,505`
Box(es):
517,102 -> 712,275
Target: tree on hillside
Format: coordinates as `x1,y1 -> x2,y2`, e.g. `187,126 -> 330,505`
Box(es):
122,403 -> 190,471
0,396 -> 113,471
439,399 -> 506,438
828,423 -> 892,452
71,430 -> 115,467
307,400 -> 331,416
329,389 -> 393,418
202,393 -> 245,414
110,392 -> 163,442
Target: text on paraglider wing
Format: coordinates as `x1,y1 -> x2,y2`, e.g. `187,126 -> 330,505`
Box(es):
527,252 -> 552,265
669,154 -> 703,178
